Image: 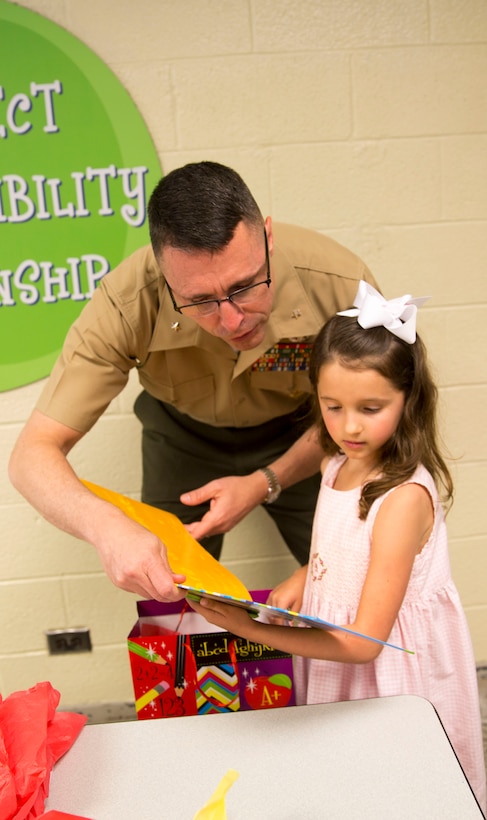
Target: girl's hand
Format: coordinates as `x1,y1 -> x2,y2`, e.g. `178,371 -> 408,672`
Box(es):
267,565 -> 308,612
188,596 -> 258,640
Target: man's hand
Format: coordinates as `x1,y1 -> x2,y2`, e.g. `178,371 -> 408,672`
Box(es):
94,513 -> 186,601
180,426 -> 324,542
180,472 -> 268,541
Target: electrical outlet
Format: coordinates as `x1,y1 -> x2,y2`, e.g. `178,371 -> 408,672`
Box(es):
45,627 -> 92,654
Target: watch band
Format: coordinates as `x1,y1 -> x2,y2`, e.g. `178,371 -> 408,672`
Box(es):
259,466 -> 282,505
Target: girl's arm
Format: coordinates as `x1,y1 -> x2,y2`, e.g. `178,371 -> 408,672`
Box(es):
190,482 -> 433,663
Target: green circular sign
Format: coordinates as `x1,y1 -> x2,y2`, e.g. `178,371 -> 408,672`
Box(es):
0,1 -> 162,390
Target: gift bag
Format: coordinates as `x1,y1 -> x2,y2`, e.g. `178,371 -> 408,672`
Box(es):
128,593 -> 295,720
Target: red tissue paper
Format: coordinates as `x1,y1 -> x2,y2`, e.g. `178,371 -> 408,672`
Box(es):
0,681 -> 87,820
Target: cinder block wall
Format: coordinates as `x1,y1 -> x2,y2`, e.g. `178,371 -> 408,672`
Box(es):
2,0 -> 486,706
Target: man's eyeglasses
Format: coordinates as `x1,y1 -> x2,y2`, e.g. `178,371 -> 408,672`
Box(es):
166,228 -> 270,317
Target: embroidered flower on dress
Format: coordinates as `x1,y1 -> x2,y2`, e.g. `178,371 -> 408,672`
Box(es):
311,553 -> 327,582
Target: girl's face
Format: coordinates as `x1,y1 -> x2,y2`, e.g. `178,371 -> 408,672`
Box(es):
317,360 -> 405,465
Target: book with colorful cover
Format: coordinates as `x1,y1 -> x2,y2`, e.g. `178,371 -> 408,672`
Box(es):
178,584 -> 414,654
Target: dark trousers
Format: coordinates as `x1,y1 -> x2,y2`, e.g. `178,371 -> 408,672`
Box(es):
134,391 -> 320,565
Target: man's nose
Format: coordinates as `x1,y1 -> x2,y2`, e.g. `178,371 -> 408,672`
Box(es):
217,298 -> 245,329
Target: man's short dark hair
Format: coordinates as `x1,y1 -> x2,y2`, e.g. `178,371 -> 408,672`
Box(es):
148,161 -> 263,255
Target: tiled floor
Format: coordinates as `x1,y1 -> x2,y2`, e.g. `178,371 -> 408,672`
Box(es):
73,700 -> 137,724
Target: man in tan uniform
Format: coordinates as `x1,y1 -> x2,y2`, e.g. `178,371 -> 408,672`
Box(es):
9,162 -> 378,601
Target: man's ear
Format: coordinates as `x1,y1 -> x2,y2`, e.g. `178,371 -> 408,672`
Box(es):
264,215 -> 273,256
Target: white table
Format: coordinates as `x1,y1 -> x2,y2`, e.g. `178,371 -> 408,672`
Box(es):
46,695 -> 482,819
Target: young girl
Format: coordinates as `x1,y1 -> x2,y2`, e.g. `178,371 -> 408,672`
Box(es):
190,283 -> 486,812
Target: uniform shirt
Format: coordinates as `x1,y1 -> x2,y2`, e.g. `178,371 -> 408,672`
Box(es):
36,222 -> 378,432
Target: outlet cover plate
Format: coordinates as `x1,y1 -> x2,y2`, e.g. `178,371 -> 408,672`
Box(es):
46,627 -> 92,654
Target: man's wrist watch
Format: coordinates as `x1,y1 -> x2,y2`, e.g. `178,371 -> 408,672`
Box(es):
259,466 -> 282,505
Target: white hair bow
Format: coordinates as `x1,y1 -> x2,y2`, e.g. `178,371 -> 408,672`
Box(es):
337,282 -> 430,344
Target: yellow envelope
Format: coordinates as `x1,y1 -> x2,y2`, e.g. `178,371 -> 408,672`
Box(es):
82,480 -> 250,599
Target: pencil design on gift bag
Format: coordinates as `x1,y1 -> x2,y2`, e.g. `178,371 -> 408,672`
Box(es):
135,680 -> 170,713
128,639 -> 168,665
175,633 -> 186,697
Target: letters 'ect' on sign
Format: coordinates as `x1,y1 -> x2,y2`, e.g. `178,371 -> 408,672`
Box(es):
0,0 -> 162,391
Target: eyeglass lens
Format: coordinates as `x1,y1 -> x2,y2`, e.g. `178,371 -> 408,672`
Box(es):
185,280 -> 270,316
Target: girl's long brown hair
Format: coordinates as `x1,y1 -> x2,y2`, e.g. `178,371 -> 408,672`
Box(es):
309,315 -> 454,520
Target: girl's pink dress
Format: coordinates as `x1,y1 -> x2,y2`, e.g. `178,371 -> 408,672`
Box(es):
294,455 -> 486,812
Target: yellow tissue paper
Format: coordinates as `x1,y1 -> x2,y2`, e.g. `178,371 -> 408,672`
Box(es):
82,480 -> 250,599
193,770 -> 239,820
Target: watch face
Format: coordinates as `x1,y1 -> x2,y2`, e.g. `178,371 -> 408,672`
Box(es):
265,483 -> 281,504
267,487 -> 279,503
260,467 -> 281,504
